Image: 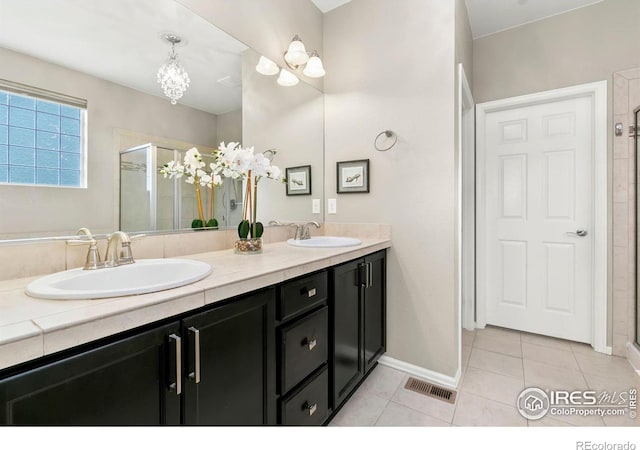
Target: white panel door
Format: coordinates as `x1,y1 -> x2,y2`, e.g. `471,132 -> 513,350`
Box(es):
483,96 -> 593,343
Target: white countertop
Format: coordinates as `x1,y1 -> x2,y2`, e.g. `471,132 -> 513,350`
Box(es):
0,238 -> 391,371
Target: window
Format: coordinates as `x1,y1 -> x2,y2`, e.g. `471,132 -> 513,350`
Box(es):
0,80 -> 87,187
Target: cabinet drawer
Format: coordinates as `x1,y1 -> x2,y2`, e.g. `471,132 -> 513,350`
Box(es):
281,367 -> 328,426
281,306 -> 328,393
278,271 -> 328,320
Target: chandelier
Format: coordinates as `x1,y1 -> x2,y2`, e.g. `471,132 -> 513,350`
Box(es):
157,34 -> 190,105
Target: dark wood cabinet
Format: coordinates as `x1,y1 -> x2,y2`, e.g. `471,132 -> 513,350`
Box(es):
182,288 -> 276,425
0,249 -> 385,426
277,271 -> 329,425
363,251 -> 386,372
0,289 -> 276,426
330,250 -> 386,410
0,322 -> 181,425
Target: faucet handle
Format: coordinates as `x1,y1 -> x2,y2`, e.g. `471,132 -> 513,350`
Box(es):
76,227 -> 94,239
269,221 -> 304,240
66,237 -> 102,270
130,234 -> 146,241
118,242 -> 135,265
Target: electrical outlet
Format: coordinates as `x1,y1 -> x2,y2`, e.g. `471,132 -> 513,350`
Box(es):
328,198 -> 337,214
312,198 -> 320,214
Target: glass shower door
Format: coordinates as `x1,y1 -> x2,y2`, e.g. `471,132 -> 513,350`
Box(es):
120,144 -> 178,232
120,144 -> 153,232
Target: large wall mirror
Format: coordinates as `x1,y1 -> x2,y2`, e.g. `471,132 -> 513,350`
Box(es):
0,0 -> 324,240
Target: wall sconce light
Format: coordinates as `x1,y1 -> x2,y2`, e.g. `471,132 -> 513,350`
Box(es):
283,35 -> 325,78
277,68 -> 299,87
302,50 -> 326,78
255,56 -> 279,76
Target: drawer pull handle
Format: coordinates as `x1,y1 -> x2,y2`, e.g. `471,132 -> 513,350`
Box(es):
304,402 -> 318,416
307,287 -> 317,298
304,338 -> 317,351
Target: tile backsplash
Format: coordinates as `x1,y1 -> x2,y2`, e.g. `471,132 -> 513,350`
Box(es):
0,223 -> 391,282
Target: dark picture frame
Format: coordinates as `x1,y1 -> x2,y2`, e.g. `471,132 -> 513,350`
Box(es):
337,159 -> 369,194
285,165 -> 312,196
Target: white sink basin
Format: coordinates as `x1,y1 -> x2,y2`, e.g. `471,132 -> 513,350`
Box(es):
26,259 -> 212,300
287,236 -> 362,248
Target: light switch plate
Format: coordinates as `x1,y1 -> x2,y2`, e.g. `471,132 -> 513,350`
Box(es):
328,198 -> 337,214
312,198 -> 320,214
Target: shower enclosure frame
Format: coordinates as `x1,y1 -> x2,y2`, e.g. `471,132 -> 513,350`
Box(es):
119,143 -> 188,232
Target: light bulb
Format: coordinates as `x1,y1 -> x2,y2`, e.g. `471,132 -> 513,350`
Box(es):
255,56 -> 279,76
277,68 -> 299,87
284,35 -> 309,67
302,52 -> 325,78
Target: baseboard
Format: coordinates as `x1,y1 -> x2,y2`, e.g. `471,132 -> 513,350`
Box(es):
378,356 -> 460,389
627,342 -> 640,374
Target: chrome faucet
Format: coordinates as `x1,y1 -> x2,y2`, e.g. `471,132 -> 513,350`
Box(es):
104,231 -> 133,267
300,221 -> 320,240
66,228 -> 102,270
269,220 -> 304,240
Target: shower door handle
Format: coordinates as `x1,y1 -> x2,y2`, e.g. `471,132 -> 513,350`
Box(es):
566,229 -> 588,237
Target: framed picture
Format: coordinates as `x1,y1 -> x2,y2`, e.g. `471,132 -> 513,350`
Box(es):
286,165 -> 312,196
337,159 -> 369,193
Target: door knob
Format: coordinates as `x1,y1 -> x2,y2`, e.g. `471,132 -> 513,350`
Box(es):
566,229 -> 588,237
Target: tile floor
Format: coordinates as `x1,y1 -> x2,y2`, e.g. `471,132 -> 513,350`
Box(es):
329,326 -> 640,427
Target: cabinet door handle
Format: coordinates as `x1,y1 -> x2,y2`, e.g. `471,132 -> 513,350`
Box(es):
169,334 -> 182,396
358,263 -> 367,287
188,327 -> 201,384
306,287 -> 317,298
366,262 -> 373,288
303,402 -> 318,416
303,338 -> 317,351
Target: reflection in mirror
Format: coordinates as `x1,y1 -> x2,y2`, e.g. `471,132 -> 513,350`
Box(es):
243,49 -> 324,225
0,0 -> 325,241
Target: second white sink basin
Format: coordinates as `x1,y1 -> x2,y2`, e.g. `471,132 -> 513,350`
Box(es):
287,236 -> 362,248
26,259 -> 212,300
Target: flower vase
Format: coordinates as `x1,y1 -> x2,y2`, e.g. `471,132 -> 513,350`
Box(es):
234,238 -> 263,254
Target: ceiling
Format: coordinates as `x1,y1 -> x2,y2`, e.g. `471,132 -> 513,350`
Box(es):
311,0 -> 605,40
464,0 -> 605,38
0,0 -> 609,111
0,0 -> 247,115
311,0 -> 352,13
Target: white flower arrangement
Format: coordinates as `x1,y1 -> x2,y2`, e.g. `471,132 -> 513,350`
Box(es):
215,142 -> 284,240
160,143 -> 284,233
160,147 -> 223,228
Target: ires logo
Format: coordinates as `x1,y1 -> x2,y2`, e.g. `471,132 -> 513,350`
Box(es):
517,387 -> 636,420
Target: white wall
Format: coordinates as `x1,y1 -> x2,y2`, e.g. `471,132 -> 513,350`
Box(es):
455,0 -> 473,90
0,47 -> 218,238
217,109 -> 242,144
473,0 -> 640,104
324,0 -> 459,377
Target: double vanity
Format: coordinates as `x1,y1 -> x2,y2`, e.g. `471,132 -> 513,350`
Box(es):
0,231 -> 390,425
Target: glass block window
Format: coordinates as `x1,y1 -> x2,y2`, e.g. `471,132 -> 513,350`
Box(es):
0,83 -> 87,188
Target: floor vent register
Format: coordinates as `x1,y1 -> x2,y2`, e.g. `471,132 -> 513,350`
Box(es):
404,377 -> 457,404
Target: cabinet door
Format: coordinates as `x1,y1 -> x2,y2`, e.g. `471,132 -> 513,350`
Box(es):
182,288 -> 276,425
364,250 -> 386,373
0,322 -> 181,425
330,259 -> 364,409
